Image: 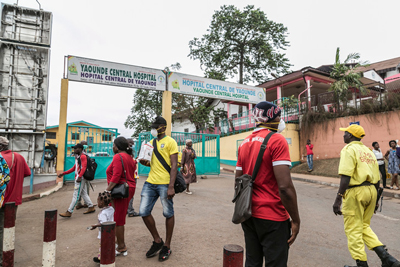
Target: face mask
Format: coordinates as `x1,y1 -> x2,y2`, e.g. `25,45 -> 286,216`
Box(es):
151,128 -> 158,138
277,119 -> 286,133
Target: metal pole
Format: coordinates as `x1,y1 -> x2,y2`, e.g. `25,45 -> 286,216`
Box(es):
223,244 -> 243,267
42,210 -> 57,267
29,169 -> 34,194
100,221 -> 115,267
3,202 -> 16,267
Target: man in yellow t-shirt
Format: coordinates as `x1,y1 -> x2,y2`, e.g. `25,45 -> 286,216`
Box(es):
139,116 -> 178,262
333,124 -> 400,267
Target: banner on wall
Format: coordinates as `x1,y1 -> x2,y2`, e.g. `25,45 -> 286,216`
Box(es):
167,72 -> 265,104
66,56 -> 166,91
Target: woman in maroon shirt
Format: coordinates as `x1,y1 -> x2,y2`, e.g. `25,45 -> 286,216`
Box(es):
105,137 -> 136,255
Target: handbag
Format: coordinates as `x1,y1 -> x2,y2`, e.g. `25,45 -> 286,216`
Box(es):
111,154 -> 130,199
232,131 -> 275,224
153,139 -> 187,194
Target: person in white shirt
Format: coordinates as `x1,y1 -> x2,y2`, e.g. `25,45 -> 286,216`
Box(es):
372,142 -> 387,188
90,191 -> 115,263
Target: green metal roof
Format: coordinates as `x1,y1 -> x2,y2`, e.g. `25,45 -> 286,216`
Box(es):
46,120 -> 102,130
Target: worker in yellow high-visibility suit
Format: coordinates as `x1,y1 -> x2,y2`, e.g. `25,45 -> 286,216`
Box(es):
333,124 -> 400,267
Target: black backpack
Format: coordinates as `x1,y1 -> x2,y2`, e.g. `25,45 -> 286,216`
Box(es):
82,154 -> 97,181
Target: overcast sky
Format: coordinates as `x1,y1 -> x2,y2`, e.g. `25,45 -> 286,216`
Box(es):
3,0 -> 399,137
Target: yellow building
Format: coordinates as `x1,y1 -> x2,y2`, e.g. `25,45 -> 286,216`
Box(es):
45,120 -> 119,156
219,123 -> 300,167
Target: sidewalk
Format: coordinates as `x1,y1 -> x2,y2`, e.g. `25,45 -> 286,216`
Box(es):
21,181 -> 63,203
220,163 -> 400,199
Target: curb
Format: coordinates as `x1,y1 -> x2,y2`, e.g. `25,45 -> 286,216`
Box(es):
292,176 -> 400,199
221,167 -> 235,174
22,182 -> 63,203
291,176 -> 339,188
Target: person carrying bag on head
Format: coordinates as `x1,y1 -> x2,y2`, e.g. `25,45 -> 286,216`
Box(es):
139,116 -> 178,262
235,101 -> 300,267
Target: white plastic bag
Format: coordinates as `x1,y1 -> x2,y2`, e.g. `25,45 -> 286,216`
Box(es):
138,142 -> 154,161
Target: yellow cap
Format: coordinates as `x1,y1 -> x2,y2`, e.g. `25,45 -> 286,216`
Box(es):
339,124 -> 365,139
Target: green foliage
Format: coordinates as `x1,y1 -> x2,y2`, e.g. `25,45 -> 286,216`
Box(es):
124,89 -> 163,138
329,47 -> 368,103
173,96 -> 227,132
280,95 -> 298,109
188,5 -> 291,84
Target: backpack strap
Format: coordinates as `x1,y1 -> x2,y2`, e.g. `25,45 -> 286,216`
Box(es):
153,139 -> 171,174
251,131 -> 275,182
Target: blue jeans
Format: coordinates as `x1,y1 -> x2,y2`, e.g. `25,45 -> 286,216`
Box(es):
307,155 -> 313,170
139,182 -> 174,218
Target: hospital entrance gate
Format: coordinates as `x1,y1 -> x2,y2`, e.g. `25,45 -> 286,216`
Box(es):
64,123 -> 119,181
136,132 -> 220,176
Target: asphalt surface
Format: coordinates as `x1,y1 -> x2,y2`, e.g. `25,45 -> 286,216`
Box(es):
11,173 -> 400,266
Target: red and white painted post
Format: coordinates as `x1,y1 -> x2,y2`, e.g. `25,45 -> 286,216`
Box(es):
223,244 -> 243,267
100,221 -> 115,267
3,202 -> 16,267
42,210 -> 57,267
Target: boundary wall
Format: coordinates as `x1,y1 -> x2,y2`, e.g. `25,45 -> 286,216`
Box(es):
299,110 -> 400,161
220,124 -> 300,167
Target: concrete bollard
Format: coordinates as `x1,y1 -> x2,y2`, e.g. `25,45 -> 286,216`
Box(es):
42,210 -> 57,267
100,221 -> 116,267
3,202 -> 16,267
223,244 -> 244,267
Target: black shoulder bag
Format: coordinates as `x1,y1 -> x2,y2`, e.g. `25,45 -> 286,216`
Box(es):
111,154 -> 130,199
153,139 -> 186,194
232,131 -> 275,224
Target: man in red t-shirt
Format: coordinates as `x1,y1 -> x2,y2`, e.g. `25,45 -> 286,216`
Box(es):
306,139 -> 314,172
236,101 -> 300,267
0,136 -> 31,266
0,136 -> 31,207
58,144 -> 95,217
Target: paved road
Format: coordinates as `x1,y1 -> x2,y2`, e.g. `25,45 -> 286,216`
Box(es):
11,174 -> 400,266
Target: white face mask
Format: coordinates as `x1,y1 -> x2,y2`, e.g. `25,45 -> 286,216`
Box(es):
151,128 -> 158,138
277,119 -> 286,133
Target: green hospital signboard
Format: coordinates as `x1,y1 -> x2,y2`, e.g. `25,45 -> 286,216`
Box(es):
168,72 -> 265,104
67,56 -> 166,91
66,56 -> 266,103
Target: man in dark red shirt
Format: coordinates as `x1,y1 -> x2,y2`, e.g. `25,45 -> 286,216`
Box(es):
58,144 -> 95,217
236,101 -> 300,267
0,136 -> 31,207
0,136 -> 30,266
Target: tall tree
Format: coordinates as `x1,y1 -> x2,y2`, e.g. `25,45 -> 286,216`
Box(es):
188,5 -> 291,85
329,47 -> 368,105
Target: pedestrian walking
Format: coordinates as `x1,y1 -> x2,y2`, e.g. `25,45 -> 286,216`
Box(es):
90,191 -> 114,263
372,142 -> 387,188
384,140 -> 400,190
139,116 -> 178,262
58,143 -> 95,217
181,139 -> 197,195
236,101 -> 300,267
127,138 -> 140,217
0,152 -> 10,266
105,136 -> 136,256
76,140 -> 91,210
306,139 -> 314,172
333,125 -> 400,267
